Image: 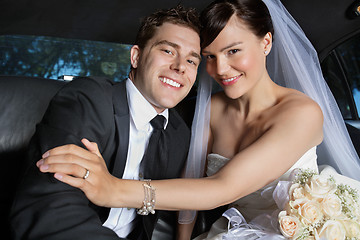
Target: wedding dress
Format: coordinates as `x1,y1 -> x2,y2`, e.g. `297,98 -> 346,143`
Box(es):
194,147 -> 360,240
194,147 -> 318,240
179,0 -> 360,226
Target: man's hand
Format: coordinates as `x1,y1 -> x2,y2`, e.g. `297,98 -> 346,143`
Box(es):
37,138 -> 117,207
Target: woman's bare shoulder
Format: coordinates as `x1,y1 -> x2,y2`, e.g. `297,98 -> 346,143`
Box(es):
279,89 -> 323,120
273,88 -> 324,144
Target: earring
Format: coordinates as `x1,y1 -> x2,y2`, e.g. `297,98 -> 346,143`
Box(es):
264,50 -> 268,54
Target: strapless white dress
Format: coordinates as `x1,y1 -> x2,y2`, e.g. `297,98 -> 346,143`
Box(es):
193,147 -> 360,240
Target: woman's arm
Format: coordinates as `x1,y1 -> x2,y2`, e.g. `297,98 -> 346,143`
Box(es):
38,98 -> 323,211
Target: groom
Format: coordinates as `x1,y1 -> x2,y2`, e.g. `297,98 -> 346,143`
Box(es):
10,5 -> 201,240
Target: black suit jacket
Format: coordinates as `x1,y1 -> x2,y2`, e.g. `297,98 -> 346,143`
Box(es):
10,77 -> 190,240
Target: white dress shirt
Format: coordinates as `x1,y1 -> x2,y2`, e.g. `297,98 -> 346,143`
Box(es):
102,78 -> 168,238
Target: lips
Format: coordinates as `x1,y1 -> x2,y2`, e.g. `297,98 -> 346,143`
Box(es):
159,77 -> 182,88
220,75 -> 241,86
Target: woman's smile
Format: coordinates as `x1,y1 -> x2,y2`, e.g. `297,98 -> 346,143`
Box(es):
220,74 -> 241,86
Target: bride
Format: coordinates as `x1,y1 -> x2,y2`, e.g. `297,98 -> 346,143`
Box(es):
37,0 -> 360,239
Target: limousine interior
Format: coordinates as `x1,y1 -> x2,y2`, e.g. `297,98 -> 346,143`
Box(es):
1,0 -> 359,239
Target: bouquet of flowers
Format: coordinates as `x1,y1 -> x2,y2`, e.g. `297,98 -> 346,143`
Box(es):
278,169 -> 360,240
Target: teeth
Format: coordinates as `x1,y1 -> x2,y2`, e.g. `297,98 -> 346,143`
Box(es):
222,76 -> 238,82
160,77 -> 181,88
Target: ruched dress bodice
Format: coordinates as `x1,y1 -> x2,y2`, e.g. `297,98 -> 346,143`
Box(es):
206,147 -> 318,221
194,147 -> 319,240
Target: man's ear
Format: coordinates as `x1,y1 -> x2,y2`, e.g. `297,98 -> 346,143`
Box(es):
263,32 -> 272,55
130,45 -> 141,69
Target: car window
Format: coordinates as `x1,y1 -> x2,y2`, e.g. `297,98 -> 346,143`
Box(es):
337,33 -> 360,119
0,35 -> 132,82
321,32 -> 360,120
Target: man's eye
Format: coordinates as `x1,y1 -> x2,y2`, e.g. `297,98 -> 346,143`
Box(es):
187,59 -> 197,66
163,49 -> 173,55
205,55 -> 215,60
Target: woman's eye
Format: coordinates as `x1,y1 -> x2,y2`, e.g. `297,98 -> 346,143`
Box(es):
228,49 -> 239,55
205,55 -> 215,60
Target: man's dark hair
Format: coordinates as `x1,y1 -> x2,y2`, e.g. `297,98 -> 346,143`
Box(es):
135,5 -> 201,49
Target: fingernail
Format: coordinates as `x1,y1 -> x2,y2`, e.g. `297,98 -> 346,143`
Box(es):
40,164 -> 49,171
54,173 -> 63,180
42,151 -> 49,158
36,159 -> 44,167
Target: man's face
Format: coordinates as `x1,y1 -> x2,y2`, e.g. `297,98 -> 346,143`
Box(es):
130,23 -> 201,113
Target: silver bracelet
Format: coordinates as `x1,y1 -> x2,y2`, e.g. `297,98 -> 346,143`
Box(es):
136,179 -> 156,215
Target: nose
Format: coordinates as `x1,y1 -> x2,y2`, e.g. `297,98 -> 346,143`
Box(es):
170,56 -> 186,74
216,57 -> 230,76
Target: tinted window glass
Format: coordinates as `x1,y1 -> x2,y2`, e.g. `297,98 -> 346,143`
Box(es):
336,33 -> 360,119
0,35 -> 132,82
322,52 -> 352,119
321,33 -> 360,120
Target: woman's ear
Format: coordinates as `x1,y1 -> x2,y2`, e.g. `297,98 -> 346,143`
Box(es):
263,32 -> 272,55
130,45 -> 141,69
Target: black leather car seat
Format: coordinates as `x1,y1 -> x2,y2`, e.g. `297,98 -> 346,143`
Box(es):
0,76 -> 65,238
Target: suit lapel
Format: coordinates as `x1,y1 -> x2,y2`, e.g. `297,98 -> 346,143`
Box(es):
112,81 -> 130,178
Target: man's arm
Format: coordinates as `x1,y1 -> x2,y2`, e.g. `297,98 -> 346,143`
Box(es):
10,77 -> 124,240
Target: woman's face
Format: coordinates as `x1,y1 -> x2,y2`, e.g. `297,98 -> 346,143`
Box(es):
202,15 -> 270,99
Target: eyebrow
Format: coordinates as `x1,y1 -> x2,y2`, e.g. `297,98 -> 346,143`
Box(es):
202,41 -> 243,54
154,40 -> 202,62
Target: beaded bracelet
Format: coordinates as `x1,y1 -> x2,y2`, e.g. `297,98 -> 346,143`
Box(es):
136,179 -> 156,215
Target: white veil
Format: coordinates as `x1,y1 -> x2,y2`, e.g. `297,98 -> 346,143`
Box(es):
264,0 -> 360,180
178,61 -> 212,224
179,0 -> 360,224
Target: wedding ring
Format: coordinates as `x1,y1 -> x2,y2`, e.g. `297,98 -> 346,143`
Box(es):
83,169 -> 90,179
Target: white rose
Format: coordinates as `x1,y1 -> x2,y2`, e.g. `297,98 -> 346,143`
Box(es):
341,220 -> 360,238
289,183 -> 306,200
298,200 -> 324,225
289,198 -> 308,212
305,175 -> 336,198
321,193 -> 342,218
318,220 -> 345,240
278,211 -> 301,238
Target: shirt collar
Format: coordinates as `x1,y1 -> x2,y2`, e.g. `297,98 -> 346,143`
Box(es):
126,78 -> 168,130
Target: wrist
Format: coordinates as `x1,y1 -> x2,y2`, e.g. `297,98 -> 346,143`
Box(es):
136,179 -> 156,215
105,175 -> 125,208
110,178 -> 144,209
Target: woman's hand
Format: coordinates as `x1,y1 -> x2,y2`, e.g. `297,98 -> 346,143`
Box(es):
37,138 -> 117,207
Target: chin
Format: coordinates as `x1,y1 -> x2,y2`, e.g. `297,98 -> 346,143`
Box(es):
164,94 -> 187,107
223,90 -> 242,100
165,101 -> 180,109
157,99 -> 179,110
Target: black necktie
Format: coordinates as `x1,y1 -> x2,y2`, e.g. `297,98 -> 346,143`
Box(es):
142,115 -> 168,180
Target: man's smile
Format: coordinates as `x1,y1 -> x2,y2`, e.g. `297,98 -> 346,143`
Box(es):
159,77 -> 182,88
